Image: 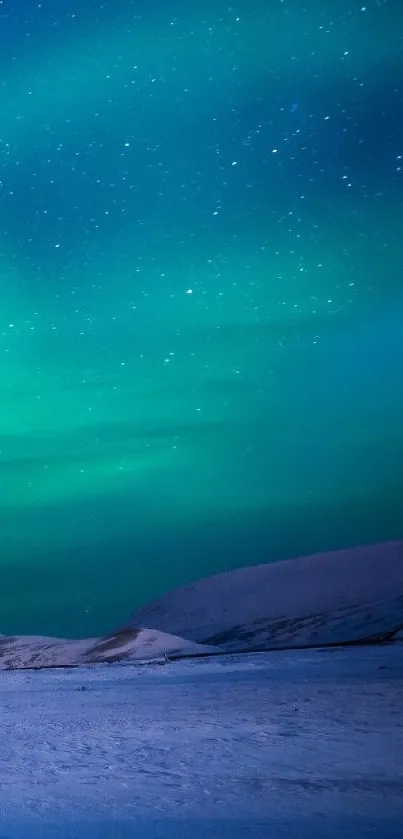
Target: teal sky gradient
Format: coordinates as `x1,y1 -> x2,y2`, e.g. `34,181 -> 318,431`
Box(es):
0,0 -> 402,636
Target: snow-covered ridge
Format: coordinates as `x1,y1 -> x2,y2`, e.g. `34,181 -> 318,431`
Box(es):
1,541 -> 402,669
0,628 -> 215,670
128,540 -> 403,651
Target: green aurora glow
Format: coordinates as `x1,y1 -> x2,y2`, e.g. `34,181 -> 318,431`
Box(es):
0,0 -> 402,636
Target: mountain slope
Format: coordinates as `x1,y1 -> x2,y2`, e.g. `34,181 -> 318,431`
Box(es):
127,541 -> 403,652
2,541 -> 402,668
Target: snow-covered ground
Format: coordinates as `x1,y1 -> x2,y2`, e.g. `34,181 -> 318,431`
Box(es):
0,644 -> 402,838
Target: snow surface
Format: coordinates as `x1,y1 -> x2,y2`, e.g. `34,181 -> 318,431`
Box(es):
0,645 -> 402,838
128,540 -> 403,650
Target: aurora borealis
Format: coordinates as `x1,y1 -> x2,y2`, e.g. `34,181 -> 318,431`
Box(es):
1,0 -> 402,637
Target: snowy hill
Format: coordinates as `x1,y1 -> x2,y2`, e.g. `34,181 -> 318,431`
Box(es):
0,627 -> 215,670
1,541 -> 402,669
127,541 -> 403,652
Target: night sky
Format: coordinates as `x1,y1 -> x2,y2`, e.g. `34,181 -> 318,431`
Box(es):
1,0 -> 402,638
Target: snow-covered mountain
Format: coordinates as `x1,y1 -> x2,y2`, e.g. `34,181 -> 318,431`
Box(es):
1,541 -> 402,669
127,541 -> 403,652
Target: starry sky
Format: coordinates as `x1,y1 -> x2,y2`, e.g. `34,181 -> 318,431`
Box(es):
1,0 -> 402,638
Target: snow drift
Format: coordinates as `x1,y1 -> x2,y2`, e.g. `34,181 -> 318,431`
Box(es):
127,541 -> 403,652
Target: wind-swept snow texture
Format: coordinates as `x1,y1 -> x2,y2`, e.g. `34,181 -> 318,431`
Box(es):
128,541 -> 403,651
0,646 -> 402,838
